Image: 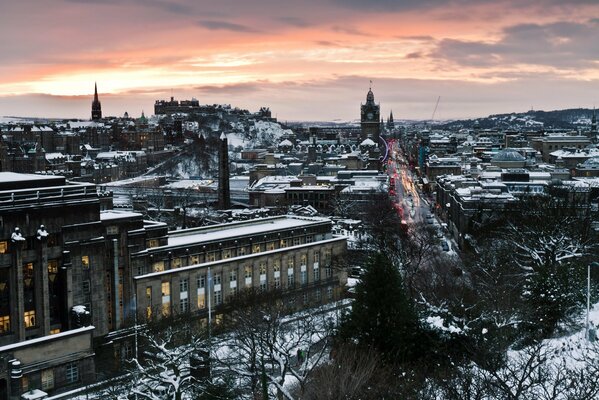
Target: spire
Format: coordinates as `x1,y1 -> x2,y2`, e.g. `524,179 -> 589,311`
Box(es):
91,82 -> 102,121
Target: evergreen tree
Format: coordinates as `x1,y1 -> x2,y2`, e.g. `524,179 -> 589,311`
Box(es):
338,252 -> 423,363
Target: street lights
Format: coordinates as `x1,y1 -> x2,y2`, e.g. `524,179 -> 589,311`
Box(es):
586,261 -> 599,341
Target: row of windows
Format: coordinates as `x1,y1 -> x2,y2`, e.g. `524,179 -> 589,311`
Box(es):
21,362 -> 79,393
146,266 -> 333,317
150,249 -> 330,274
148,236 -> 323,273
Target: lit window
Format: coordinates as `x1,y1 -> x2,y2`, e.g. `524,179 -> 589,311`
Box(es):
223,249 -> 231,259
244,265 -> 252,279
197,292 -> 206,309
0,241 -> 7,254
259,262 -> 267,275
280,239 -> 287,248
24,311 -> 36,328
208,252 -> 216,262
300,254 -> 307,266
161,282 -> 170,297
0,316 -> 10,333
65,363 -> 79,383
153,261 -> 164,272
41,369 -> 54,390
81,256 -> 89,269
48,260 -> 58,274
172,257 -> 181,269
148,239 -> 159,248
268,242 -> 275,251
190,255 -> 200,264
253,244 -> 261,253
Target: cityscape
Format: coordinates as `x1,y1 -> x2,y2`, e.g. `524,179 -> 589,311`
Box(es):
1,1 -> 599,399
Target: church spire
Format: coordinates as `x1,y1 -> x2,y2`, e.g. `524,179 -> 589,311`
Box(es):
91,82 -> 102,121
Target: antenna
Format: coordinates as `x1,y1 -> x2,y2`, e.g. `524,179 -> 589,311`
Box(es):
431,96 -> 441,121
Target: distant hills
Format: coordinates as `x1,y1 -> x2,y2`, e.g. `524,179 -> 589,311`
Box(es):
432,108 -> 596,131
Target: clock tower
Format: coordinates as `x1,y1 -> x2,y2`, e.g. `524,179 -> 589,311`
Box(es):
360,86 -> 380,142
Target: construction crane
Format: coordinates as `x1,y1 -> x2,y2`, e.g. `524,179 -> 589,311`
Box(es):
431,96 -> 441,121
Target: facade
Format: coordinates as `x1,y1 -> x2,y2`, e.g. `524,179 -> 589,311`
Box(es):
130,216 -> 348,323
0,173 -> 108,398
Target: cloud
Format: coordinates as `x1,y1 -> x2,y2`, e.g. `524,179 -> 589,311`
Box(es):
432,20 -> 599,69
197,20 -> 261,33
276,16 -> 312,27
331,26 -> 372,37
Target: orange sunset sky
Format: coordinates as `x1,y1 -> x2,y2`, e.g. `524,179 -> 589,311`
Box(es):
1,0 -> 598,121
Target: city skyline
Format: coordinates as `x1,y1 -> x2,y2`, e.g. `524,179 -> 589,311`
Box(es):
1,0 -> 598,121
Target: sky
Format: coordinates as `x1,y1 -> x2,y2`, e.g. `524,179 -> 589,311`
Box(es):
1,0 -> 598,121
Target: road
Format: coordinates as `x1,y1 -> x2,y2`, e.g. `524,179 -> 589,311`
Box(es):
386,140 -> 431,225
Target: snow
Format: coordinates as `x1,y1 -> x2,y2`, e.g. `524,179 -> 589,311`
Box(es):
425,315 -> 464,335
100,210 -> 143,221
21,389 -> 47,400
0,326 -> 94,352
72,305 -> 88,314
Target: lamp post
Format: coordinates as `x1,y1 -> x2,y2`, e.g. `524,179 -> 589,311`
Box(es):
586,261 -> 599,341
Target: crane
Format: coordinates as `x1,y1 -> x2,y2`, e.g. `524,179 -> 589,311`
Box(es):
431,96 -> 441,121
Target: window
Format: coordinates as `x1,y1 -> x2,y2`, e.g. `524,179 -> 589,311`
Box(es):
327,286 -> 333,300
48,260 -> 59,274
190,255 -> 200,265
148,239 -> 159,248
153,261 -> 164,272
24,311 -> 36,328
280,239 -> 288,248
305,235 -> 313,243
314,265 -> 320,281
268,242 -> 275,251
172,257 -> 181,269
293,237 -> 300,246
180,298 -> 189,313
300,254 -> 307,266
314,252 -> 320,264
179,278 -> 188,293
65,363 -> 79,383
273,261 -> 280,273
253,244 -> 261,254
0,241 -> 7,254
208,252 -> 216,262
244,265 -> 252,279
259,262 -> 267,276
287,258 -> 294,269
301,270 -> 307,286
239,246 -> 246,256
197,292 -> 206,309
274,276 -> 281,289
287,270 -> 295,289
82,280 -> 91,294
214,289 -> 222,306
161,282 -> 170,316
223,249 -> 231,259
146,287 -> 152,319
213,274 -> 221,286
161,282 -> 170,296
326,267 -> 333,279
0,316 -> 9,333
81,256 -> 89,269
230,270 -> 237,282
197,274 -> 206,288
41,369 -> 55,390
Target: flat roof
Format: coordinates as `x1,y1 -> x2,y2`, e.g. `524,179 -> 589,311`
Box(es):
162,216 -> 331,249
0,172 -> 66,191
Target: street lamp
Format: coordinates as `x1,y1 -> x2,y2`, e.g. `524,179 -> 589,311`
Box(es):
587,261 -> 599,341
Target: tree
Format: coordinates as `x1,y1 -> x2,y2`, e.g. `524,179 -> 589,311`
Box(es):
337,252 -> 424,364
215,290 -> 335,399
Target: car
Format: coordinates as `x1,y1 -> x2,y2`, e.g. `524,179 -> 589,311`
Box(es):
441,241 -> 450,251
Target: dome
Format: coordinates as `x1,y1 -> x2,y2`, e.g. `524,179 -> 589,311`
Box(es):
360,138 -> 376,147
491,148 -> 526,162
581,156 -> 599,167
278,139 -> 293,147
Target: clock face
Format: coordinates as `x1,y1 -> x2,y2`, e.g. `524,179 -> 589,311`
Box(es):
367,112 -> 374,120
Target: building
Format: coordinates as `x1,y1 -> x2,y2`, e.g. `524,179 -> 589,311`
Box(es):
360,87 -> 380,143
0,173 -> 109,398
91,83 -> 102,121
130,216 -> 348,324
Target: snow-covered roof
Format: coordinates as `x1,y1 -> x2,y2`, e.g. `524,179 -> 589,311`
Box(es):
360,138 -> 376,147
100,210 -> 143,221
164,216 -> 331,249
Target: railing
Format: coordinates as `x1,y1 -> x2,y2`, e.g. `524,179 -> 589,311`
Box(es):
0,184 -> 99,208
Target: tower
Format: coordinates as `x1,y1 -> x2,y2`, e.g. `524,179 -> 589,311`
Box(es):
91,82 -> 102,121
386,110 -> 395,131
218,133 -> 231,209
360,85 -> 380,143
